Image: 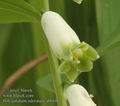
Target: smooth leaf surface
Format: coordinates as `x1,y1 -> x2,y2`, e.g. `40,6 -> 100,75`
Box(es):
96,0 -> 120,105
1,23 -> 40,106
0,0 -> 40,23
96,23 -> 120,57
28,1 -> 56,106
0,24 -> 12,85
37,74 -> 54,92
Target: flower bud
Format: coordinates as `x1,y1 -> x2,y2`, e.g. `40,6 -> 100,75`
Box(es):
41,11 -> 80,59
41,11 -> 99,82
65,84 -> 97,106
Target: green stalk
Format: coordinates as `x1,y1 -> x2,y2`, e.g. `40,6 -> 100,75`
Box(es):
30,0 -> 67,106
48,49 -> 67,106
41,0 -> 49,10
40,1 -> 67,106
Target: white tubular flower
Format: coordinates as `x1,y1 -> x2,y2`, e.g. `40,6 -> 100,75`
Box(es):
41,11 -> 80,59
41,11 -> 99,82
65,84 -> 97,106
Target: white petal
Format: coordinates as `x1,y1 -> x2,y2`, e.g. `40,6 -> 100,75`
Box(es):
41,11 -> 80,59
65,84 -> 97,106
73,0 -> 83,4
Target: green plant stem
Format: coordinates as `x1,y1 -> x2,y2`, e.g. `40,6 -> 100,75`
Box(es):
31,0 -> 67,106
48,50 -> 67,106
41,0 -> 49,10
40,1 -> 67,106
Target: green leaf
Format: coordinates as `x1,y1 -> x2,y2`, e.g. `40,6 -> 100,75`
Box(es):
37,74 -> 54,92
96,23 -> 120,57
95,0 -> 120,105
0,24 -> 12,85
1,23 -> 41,106
0,0 -> 40,23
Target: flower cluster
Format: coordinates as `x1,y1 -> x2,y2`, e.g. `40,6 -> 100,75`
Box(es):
41,11 -> 99,82
41,11 -> 98,106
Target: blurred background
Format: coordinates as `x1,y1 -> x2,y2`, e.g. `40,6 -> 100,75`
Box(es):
0,0 -> 120,106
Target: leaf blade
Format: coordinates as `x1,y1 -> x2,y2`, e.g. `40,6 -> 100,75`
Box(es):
0,0 -> 40,23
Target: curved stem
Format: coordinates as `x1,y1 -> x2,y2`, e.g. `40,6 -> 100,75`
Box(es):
0,54 -> 48,96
